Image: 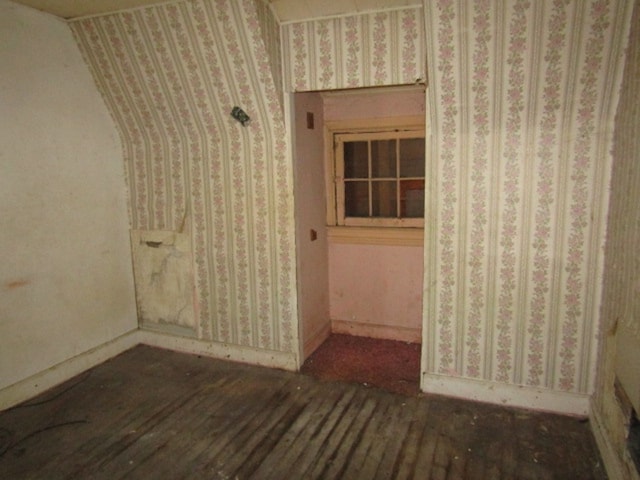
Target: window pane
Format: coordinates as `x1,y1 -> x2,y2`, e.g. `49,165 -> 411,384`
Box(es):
372,181 -> 397,217
400,179 -> 425,217
399,138 -> 425,177
344,141 -> 369,178
345,181 -> 369,217
371,139 -> 396,178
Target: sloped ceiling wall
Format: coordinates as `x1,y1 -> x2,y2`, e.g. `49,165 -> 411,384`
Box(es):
71,0 -> 297,355
420,0 -> 633,402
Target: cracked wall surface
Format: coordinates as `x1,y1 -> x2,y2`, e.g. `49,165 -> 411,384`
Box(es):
130,230 -> 196,336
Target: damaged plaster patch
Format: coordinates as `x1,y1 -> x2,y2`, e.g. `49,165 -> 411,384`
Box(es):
130,230 -> 196,333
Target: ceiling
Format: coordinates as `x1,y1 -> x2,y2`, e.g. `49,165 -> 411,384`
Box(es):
8,0 -> 421,21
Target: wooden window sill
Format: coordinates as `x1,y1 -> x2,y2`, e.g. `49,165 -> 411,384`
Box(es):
327,226 -> 424,246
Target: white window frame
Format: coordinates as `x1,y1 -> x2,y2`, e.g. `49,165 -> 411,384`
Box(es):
324,115 -> 426,233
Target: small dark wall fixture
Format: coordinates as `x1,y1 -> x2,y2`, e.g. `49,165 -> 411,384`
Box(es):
231,106 -> 250,126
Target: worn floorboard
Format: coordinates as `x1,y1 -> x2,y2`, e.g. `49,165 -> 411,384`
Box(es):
0,345 -> 606,479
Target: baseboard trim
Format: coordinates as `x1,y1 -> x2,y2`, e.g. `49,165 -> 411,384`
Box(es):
303,322 -> 331,360
0,329 -> 140,411
590,399 -> 630,480
421,372 -> 590,416
138,330 -> 298,371
331,319 -> 421,343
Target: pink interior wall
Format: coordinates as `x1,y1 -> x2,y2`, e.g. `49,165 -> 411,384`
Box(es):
329,244 -> 423,343
293,92 -> 330,359
325,87 -> 425,343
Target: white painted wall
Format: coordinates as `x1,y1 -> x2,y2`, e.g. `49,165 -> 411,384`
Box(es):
293,92 -> 330,359
0,1 -> 137,392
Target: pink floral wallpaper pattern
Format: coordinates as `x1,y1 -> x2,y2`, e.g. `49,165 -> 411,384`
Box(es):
71,0 -> 296,354
281,6 -> 426,92
70,0 -> 633,397
423,0 -> 632,395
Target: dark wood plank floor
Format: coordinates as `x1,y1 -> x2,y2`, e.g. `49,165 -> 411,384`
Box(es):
0,345 -> 606,479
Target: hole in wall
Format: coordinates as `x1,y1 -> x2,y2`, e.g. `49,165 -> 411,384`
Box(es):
628,410 -> 640,473
614,377 -> 640,474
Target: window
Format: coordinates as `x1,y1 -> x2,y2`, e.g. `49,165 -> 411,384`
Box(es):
332,127 -> 425,228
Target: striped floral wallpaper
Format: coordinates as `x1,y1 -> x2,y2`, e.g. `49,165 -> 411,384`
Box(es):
71,0 -> 297,355
69,0 -> 634,403
421,0 -> 633,397
281,6 -> 426,92
255,0 -> 283,111
280,1 -> 631,404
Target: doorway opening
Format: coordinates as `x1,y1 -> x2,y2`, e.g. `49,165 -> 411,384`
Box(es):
292,85 -> 426,396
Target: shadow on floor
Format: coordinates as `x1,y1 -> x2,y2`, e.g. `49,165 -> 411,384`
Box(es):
301,333 -> 421,396
0,345 -> 607,479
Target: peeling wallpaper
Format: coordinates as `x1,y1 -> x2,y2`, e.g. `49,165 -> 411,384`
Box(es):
421,0 -> 633,396
598,0 -> 640,411
592,0 -> 640,474
281,6 -> 426,91
71,0 -> 297,355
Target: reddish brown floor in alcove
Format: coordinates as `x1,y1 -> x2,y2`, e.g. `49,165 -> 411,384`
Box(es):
301,334 -> 421,396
